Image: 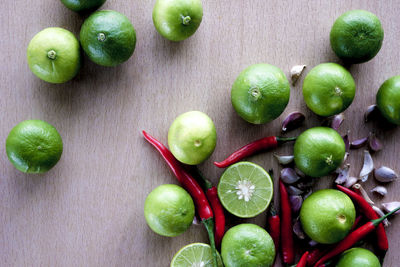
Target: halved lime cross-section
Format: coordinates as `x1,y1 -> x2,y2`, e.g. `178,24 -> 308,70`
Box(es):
218,162 -> 273,218
170,243 -> 223,267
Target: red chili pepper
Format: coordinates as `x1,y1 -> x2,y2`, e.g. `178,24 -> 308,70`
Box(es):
337,185 -> 388,252
314,206 -> 400,267
266,170 -> 280,253
214,136 -> 296,168
351,215 -> 363,231
142,131 -> 218,267
280,179 -> 294,264
296,251 -> 309,267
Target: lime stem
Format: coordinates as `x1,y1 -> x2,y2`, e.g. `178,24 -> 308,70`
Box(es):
203,218 -> 218,267
47,50 -> 56,60
97,33 -> 106,42
182,15 -> 191,25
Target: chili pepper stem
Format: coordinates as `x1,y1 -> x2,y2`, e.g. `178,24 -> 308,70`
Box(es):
372,206 -> 400,226
203,218 -> 218,267
276,136 -> 297,143
193,166 -> 213,190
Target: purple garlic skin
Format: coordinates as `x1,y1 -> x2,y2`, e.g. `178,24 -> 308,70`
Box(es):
382,202 -> 400,215
282,112 -> 305,132
364,104 -> 379,122
293,219 -> 305,239
350,137 -> 368,149
331,113 -> 345,131
289,195 -> 303,213
368,132 -> 383,152
342,134 -> 350,152
287,185 -> 304,195
280,168 -> 301,184
374,166 -> 398,183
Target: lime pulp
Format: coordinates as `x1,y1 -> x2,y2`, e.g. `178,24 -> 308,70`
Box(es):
170,243 -> 223,267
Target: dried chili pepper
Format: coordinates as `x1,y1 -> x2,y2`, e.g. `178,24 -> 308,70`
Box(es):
142,131 -> 218,267
280,179 -> 294,264
314,206 -> 400,267
296,251 -> 309,267
214,136 -> 296,168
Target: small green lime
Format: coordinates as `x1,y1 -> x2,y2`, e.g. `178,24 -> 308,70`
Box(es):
330,10 -> 384,64
302,63 -> 356,116
221,224 -> 275,267
171,243 -> 223,267
376,75 -> 400,125
153,0 -> 203,42
231,63 -> 290,124
27,27 -> 81,84
168,111 -> 217,165
60,0 -> 106,12
80,10 -> 136,67
6,120 -> 63,173
144,184 -> 194,237
336,248 -> 381,267
300,189 -> 356,244
294,127 -> 345,178
218,162 -> 273,218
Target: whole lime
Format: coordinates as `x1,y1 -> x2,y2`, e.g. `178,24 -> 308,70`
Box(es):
302,63 -> 356,117
168,111 -> 217,165
376,75 -> 400,125
144,184 -> 194,237
80,10 -> 136,67
27,27 -> 81,84
294,127 -> 345,178
6,120 -> 63,173
153,0 -> 203,42
300,189 -> 356,244
330,10 -> 384,64
221,224 -> 275,267
336,248 -> 381,267
60,0 -> 106,12
231,64 -> 290,124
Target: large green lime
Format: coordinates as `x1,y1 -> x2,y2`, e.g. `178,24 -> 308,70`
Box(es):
27,27 -> 81,84
168,111 -> 217,165
6,120 -> 63,173
60,0 -> 106,12
171,243 -> 223,267
336,248 -> 381,267
221,224 -> 275,267
330,10 -> 384,64
302,63 -> 356,116
376,75 -> 400,125
153,0 -> 203,42
217,162 -> 273,218
231,64 -> 290,124
144,184 -> 194,237
300,189 -> 356,244
80,10 -> 136,67
294,127 -> 345,178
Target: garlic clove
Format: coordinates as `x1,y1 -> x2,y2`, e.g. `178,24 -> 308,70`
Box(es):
342,133 -> 350,152
350,137 -> 368,149
290,65 -> 306,85
331,113 -> 345,131
274,154 -> 294,165
280,168 -> 301,184
293,218 -> 306,239
382,202 -> 400,215
289,195 -> 303,213
359,150 -> 373,182
344,176 -> 358,188
335,164 -> 350,184
281,112 -> 305,132
287,185 -> 304,195
370,186 -> 387,197
374,166 -> 398,183
368,132 -> 383,152
364,104 -> 380,123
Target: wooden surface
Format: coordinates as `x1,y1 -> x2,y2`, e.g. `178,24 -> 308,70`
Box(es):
1,0 -> 400,266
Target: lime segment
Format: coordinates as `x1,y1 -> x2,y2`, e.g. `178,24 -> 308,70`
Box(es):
170,243 -> 223,267
218,162 -> 273,218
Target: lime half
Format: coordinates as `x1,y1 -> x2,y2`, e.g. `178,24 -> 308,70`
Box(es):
171,243 -> 223,267
218,162 -> 273,218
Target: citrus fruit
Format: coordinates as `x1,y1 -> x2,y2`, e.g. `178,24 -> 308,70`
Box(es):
153,0 -> 203,42
300,189 -> 356,244
294,127 -> 345,178
144,184 -> 194,237
376,75 -> 400,125
168,111 -> 217,165
217,162 -> 273,218
6,120 -> 63,173
330,10 -> 384,64
336,248 -> 381,267
231,63 -> 290,124
302,63 -> 356,116
80,10 -> 136,67
60,0 -> 106,12
221,224 -> 276,267
171,243 -> 223,267
27,27 -> 81,84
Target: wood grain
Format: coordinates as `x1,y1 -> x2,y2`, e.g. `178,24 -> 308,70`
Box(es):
1,0 -> 399,266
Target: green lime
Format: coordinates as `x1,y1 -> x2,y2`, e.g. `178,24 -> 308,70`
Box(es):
60,0 -> 106,12
300,189 -> 356,244
294,127 -> 345,178
330,10 -> 384,64
168,111 -> 217,165
153,0 -> 203,42
144,184 -> 194,237
80,10 -> 136,67
221,224 -> 275,267
6,120 -> 63,173
231,63 -> 290,124
171,243 -> 223,267
302,63 -> 356,117
27,27 -> 81,84
217,162 -> 273,218
376,75 -> 400,125
336,248 -> 381,267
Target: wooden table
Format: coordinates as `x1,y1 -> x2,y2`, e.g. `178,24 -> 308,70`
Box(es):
1,0 -> 399,266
